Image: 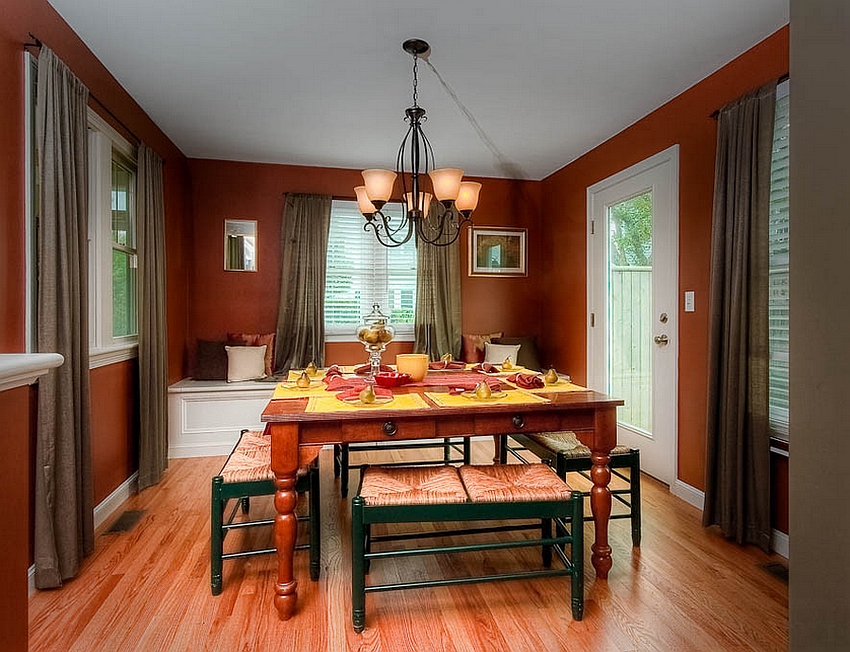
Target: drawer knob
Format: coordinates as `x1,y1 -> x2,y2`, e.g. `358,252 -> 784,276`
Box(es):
382,421 -> 398,436
512,414 -> 525,429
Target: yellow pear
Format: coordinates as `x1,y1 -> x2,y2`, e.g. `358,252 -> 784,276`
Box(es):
544,368 -> 559,384
296,371 -> 311,388
441,352 -> 453,362
305,361 -> 318,376
474,381 -> 492,399
502,357 -> 514,370
358,384 -> 376,404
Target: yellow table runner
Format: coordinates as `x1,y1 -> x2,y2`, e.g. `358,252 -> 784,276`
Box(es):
424,389 -> 550,408
272,382 -> 333,399
287,366 -> 358,381
305,392 -> 431,414
532,381 -> 588,393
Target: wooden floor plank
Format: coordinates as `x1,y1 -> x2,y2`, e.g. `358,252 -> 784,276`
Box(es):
29,444 -> 788,652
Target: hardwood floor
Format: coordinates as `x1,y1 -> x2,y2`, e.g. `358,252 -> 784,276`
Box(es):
29,443 -> 788,651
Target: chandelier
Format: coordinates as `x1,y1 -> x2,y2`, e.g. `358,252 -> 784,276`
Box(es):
354,39 -> 481,248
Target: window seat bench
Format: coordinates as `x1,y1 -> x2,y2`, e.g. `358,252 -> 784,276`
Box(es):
167,379 -> 276,458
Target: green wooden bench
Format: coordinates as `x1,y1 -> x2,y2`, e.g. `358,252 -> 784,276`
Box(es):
210,429 -> 320,594
350,463 -> 584,632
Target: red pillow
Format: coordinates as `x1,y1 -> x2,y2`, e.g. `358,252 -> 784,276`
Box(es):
460,331 -> 503,363
227,332 -> 276,376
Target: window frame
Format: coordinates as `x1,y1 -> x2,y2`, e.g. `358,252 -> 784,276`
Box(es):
87,109 -> 139,368
324,200 -> 417,342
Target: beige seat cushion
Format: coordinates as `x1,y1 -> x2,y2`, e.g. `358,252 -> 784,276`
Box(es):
220,430 -> 307,484
459,464 -> 572,503
528,431 -> 632,459
359,465 -> 467,506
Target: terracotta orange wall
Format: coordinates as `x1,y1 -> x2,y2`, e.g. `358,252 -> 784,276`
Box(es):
187,159 -> 541,367
539,27 -> 789,490
0,386 -> 35,652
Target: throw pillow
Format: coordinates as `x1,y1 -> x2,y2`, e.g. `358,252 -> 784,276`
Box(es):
227,331 -> 276,376
225,345 -> 268,382
493,336 -> 541,371
460,331 -> 504,363
483,341 -> 522,366
194,340 -> 228,380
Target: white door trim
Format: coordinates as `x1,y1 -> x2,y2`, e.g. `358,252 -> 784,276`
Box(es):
586,144 -> 679,485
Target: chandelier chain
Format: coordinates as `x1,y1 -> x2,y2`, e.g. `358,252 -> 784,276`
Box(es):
412,55 -> 419,108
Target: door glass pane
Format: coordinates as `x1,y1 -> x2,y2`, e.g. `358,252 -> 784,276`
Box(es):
608,191 -> 652,433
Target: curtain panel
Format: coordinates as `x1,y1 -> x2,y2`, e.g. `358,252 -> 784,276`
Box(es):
274,194 -> 332,371
137,144 -> 169,490
34,46 -> 94,588
414,205 -> 463,360
703,81 -> 777,552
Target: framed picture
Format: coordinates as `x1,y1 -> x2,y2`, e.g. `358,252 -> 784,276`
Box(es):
468,227 -> 527,276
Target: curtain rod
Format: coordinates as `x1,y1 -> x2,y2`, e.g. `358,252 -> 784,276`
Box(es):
710,72 -> 790,119
24,32 -> 145,148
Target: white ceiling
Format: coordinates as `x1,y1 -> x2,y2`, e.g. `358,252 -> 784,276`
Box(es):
47,0 -> 788,180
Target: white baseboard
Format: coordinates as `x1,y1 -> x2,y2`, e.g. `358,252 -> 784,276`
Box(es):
93,471 -> 139,530
671,478 -> 705,511
771,529 -> 789,558
169,442 -> 237,458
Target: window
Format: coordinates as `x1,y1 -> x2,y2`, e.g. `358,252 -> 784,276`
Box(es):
768,80 -> 790,439
324,200 -> 417,340
88,111 -> 139,366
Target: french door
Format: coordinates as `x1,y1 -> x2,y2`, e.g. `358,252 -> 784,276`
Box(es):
587,145 -> 678,484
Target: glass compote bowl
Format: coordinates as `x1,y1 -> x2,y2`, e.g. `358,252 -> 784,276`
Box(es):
356,304 -> 395,379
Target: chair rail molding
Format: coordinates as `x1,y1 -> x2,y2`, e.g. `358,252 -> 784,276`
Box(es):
0,353 -> 64,392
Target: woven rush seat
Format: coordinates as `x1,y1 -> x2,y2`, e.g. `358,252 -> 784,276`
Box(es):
527,431 -> 631,459
350,463 -> 584,632
211,429 -> 319,595
459,463 -> 572,502
359,465 -> 467,506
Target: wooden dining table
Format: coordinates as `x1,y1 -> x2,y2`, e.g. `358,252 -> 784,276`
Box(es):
261,379 -> 623,621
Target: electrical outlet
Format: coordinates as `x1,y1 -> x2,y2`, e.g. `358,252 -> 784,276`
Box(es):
684,291 -> 695,312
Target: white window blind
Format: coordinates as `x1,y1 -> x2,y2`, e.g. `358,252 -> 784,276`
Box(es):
768,81 -> 790,439
324,200 -> 417,340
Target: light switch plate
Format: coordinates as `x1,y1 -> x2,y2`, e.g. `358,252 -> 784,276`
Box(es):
684,291 -> 695,312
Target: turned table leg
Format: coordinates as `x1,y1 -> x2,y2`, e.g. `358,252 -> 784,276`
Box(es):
589,406 -> 617,579
270,423 -> 300,620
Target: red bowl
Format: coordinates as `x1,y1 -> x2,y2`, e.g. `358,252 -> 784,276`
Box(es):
374,372 -> 411,388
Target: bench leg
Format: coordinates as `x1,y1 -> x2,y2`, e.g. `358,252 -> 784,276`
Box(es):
309,465 -> 321,581
333,444 -> 341,478
443,437 -> 451,463
351,496 -> 367,633
240,497 -> 250,514
542,517 -> 552,567
570,492 -> 584,621
210,477 -> 224,595
630,450 -> 642,547
340,444 -> 350,498
462,437 -> 471,464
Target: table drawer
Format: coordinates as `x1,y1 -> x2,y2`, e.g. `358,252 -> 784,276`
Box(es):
474,412 -> 561,435
341,418 -> 436,443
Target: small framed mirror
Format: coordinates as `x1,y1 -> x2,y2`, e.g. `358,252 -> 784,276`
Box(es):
224,219 -> 257,272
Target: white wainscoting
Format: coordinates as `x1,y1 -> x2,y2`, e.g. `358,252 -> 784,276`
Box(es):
168,379 -> 276,458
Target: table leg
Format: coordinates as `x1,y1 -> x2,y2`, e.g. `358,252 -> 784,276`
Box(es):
270,423 -> 300,620
589,406 -> 617,579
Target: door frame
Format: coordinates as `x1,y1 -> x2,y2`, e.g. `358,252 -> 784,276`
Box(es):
586,144 -> 679,485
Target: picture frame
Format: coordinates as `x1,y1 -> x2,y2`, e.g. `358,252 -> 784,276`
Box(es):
468,227 -> 527,277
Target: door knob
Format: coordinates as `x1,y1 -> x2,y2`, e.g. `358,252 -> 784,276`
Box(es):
654,334 -> 669,345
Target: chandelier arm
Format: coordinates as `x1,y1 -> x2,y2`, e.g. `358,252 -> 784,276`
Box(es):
367,213 -> 414,248
419,129 -> 436,175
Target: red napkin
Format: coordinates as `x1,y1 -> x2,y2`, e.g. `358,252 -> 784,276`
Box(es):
428,360 -> 466,370
507,373 -> 545,389
448,377 -> 504,395
472,363 -> 499,373
336,387 -> 393,401
354,364 -> 394,375
325,364 -> 342,377
324,375 -> 366,391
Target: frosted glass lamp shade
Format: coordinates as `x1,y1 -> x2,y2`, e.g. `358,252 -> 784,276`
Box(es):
429,168 -> 464,202
404,191 -> 432,215
455,181 -> 482,214
354,186 -> 377,215
361,169 -> 397,205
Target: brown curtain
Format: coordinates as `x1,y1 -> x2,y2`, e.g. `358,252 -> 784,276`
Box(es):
34,46 -> 93,588
137,144 -> 168,490
274,194 -> 332,371
414,205 -> 462,360
703,81 -> 776,552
